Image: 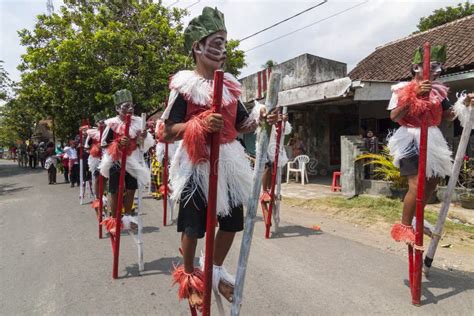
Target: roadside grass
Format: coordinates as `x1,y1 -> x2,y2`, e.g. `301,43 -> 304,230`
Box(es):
283,195 -> 474,236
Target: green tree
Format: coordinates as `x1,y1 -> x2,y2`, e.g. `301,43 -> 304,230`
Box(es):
224,39 -> 246,77
15,1 -> 247,141
0,61 -> 12,102
416,1 -> 474,33
261,59 -> 278,69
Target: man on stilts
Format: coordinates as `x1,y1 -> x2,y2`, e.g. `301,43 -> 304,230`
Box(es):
161,6 -> 277,310
387,44 -> 473,304
99,89 -> 154,235
85,115 -> 107,218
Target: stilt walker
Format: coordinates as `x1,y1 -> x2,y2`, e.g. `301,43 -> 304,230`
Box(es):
387,43 -> 462,305
424,92 -> 474,275
232,72 -> 282,315
263,106 -> 291,238
156,117 -> 177,226
163,7 -> 276,313
99,89 -> 154,279
85,117 -> 107,238
272,106 -> 289,233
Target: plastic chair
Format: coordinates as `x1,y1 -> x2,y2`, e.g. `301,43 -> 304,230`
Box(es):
331,171 -> 341,192
286,155 -> 310,185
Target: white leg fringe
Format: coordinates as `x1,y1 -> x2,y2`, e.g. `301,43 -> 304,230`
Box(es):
98,152 -> 151,187
387,126 -> 453,178
169,140 -> 253,217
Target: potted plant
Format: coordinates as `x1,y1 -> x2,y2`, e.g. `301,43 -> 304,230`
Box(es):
356,147 -> 408,200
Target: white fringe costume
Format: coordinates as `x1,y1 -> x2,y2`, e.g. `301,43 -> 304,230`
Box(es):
387,82 -> 453,178
161,70 -> 262,217
85,128 -> 102,173
99,116 -> 154,186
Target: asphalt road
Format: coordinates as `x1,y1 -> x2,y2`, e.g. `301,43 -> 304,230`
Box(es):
1,160 -> 473,315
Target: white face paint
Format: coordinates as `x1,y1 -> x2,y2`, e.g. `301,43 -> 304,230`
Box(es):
413,62 -> 443,80
116,102 -> 134,115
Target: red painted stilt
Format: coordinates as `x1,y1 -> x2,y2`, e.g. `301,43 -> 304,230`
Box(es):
112,113 -> 132,279
163,142 -> 169,226
411,42 -> 431,306
265,108 -> 283,239
98,125 -> 104,239
202,70 -> 224,316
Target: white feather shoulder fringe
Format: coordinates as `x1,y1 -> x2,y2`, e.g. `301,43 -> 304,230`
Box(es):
88,155 -> 100,173
169,140 -> 252,217
453,92 -> 473,129
387,126 -> 452,178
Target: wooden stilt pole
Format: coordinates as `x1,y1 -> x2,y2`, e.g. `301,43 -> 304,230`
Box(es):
202,70 -> 224,316
79,127 -> 84,205
112,113 -> 132,279
411,42 -> 431,306
425,99 -> 473,274
231,72 -> 281,316
273,106 -> 287,233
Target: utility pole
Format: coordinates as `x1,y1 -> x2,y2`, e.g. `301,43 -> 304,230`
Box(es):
46,0 -> 54,15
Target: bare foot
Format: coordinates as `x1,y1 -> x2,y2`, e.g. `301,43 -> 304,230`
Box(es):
218,280 -> 234,303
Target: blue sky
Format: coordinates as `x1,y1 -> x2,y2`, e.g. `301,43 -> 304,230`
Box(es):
0,0 -> 467,84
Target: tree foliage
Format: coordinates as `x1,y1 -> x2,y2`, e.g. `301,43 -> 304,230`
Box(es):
416,1 -> 474,33
261,59 -> 278,69
13,0 -> 247,141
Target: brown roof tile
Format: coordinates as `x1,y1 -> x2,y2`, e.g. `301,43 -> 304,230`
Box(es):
349,15 -> 474,81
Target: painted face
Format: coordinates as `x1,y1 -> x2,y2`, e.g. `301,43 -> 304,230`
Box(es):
413,61 -> 443,80
116,102 -> 134,116
194,31 -> 227,70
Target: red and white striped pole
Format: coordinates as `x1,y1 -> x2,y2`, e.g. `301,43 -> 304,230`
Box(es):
202,70 -> 224,316
112,113 -> 132,279
411,41 -> 431,306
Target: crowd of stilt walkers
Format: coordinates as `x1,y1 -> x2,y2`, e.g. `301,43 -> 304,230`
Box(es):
62,7 -> 473,315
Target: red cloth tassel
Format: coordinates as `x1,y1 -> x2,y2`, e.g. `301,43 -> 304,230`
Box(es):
397,82 -> 432,117
89,143 -> 101,158
172,265 -> 205,301
107,138 -> 138,162
100,217 -> 122,235
91,198 -> 100,209
391,223 -> 415,244
260,190 -> 271,203
183,110 -> 212,165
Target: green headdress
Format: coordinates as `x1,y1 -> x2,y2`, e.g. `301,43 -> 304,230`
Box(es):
412,45 -> 447,64
113,89 -> 133,106
184,7 -> 227,53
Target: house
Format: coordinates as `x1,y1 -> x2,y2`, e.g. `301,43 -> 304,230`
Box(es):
239,15 -> 473,195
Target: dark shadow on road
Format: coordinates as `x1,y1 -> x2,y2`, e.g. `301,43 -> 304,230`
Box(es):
122,256 -> 181,278
0,161 -> 45,178
266,221 -> 324,239
142,226 -> 160,234
403,267 -> 474,305
0,183 -> 33,196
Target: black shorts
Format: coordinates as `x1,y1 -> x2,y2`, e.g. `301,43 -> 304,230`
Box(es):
399,154 -> 419,177
93,170 -> 100,177
177,181 -> 244,239
108,164 -> 138,193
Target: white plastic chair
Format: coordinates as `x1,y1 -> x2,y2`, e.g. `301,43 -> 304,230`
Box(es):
286,155 -> 310,185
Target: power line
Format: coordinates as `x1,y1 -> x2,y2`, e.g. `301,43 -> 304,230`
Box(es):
167,0 -> 180,9
184,0 -> 200,10
239,1 -> 328,42
244,0 -> 369,53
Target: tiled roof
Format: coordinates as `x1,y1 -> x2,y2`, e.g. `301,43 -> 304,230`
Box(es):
349,15 -> 474,81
